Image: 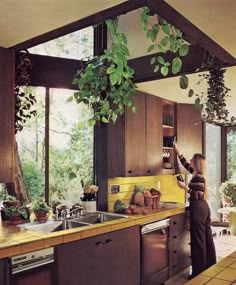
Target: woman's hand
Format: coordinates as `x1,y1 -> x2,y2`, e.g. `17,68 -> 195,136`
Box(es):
173,142 -> 181,156
177,180 -> 188,192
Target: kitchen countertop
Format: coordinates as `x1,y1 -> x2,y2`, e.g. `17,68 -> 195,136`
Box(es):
0,204 -> 187,259
184,251 -> 236,284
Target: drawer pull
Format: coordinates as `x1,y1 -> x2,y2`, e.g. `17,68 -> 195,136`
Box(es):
173,250 -> 177,253
106,239 -> 112,244
96,241 -> 104,247
173,235 -> 177,239
173,222 -> 177,225
128,170 -> 132,174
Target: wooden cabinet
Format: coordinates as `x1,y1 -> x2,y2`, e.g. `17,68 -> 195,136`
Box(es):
0,48 -> 15,182
176,103 -> 202,173
56,226 -> 140,285
107,92 -> 162,177
168,212 -> 191,277
0,258 -> 8,285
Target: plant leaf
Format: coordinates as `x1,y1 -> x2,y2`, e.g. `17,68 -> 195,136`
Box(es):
179,44 -> 189,57
161,66 -> 168,76
179,75 -> 189,89
150,57 -> 156,65
172,57 -> 182,75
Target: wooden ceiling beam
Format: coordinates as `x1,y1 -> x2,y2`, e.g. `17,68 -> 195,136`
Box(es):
23,43 -> 234,89
146,0 -> 236,66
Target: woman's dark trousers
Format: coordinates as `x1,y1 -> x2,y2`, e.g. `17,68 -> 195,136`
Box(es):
190,199 -> 216,277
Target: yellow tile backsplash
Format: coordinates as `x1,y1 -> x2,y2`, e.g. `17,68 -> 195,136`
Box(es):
108,175 -> 186,212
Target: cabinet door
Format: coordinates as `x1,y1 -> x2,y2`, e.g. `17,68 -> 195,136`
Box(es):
176,104 -> 202,173
56,226 -> 140,285
0,48 -> 15,182
125,92 -> 146,176
146,94 -> 163,175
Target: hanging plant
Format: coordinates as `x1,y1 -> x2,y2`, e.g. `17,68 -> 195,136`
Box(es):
70,18 -> 137,126
15,50 -> 36,133
140,6 -> 189,76
179,51 -> 234,126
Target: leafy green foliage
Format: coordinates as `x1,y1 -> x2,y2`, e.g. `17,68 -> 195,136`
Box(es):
30,198 -> 49,212
22,160 -> 44,201
72,18 -> 137,125
219,181 -> 236,206
141,7 -> 189,77
180,51 -> 233,126
15,51 -> 36,134
3,206 -> 28,219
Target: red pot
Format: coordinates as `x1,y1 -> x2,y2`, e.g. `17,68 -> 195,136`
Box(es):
35,210 -> 48,221
9,213 -> 22,225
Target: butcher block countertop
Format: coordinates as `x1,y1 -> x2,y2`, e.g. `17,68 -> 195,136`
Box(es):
0,204 -> 187,258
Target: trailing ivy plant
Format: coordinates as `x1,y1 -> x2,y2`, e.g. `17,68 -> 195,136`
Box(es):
15,50 -> 36,133
179,51 -> 234,126
141,6 -> 189,77
70,18 -> 137,126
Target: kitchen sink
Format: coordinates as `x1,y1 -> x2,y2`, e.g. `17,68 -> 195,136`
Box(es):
18,219 -> 91,233
18,212 -> 128,233
72,211 -> 128,224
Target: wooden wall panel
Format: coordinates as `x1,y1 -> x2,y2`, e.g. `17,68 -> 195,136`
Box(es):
0,47 -> 15,182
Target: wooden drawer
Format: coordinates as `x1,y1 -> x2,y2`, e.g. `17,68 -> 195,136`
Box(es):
169,212 -> 190,236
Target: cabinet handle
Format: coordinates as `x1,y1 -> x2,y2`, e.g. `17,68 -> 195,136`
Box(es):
173,235 -> 177,239
147,170 -> 152,173
173,222 -> 177,225
173,250 -> 177,253
96,241 -> 104,247
173,265 -> 176,268
128,170 -> 132,174
106,239 -> 112,244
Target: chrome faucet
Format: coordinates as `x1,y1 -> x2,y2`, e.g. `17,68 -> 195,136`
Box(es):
56,206 -> 83,220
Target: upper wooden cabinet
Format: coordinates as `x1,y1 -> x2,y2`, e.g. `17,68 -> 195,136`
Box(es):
0,48 -> 15,183
176,103 -> 202,173
107,91 -> 163,177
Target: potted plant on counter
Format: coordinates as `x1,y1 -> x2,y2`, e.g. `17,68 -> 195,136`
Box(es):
30,198 -> 50,222
3,206 -> 28,225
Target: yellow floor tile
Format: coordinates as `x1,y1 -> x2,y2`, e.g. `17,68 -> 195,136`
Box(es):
184,275 -> 211,284
200,265 -> 225,277
215,267 -> 236,282
217,257 -> 236,267
206,279 -> 232,285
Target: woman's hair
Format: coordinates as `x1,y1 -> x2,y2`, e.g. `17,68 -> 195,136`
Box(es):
192,153 -> 209,200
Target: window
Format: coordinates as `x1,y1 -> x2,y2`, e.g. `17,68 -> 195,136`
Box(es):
226,127 -> 236,180
15,26 -> 95,205
16,87 -> 94,205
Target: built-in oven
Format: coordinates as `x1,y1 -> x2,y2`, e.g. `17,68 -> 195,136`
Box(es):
7,247 -> 55,285
141,218 -> 170,285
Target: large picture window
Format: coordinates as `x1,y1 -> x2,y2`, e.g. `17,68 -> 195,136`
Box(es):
16,87 -> 94,205
226,127 -> 236,180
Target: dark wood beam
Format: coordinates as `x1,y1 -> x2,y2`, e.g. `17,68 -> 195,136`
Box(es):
146,0 -> 236,66
25,44 -> 234,89
10,0 -> 147,52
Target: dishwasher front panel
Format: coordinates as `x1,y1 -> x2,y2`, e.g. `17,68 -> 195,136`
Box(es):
141,221 -> 169,285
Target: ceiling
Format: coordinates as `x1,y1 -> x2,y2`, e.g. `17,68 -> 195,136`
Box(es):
0,0 -> 235,111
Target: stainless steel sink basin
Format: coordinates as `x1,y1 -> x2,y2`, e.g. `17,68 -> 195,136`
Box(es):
73,211 -> 128,224
18,212 -> 127,233
18,219 -> 91,233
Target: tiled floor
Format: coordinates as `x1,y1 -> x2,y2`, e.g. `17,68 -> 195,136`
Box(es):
165,232 -> 236,285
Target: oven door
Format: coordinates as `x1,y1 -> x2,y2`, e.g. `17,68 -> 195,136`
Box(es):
141,219 -> 169,285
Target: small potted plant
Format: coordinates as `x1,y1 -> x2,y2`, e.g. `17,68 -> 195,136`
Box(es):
3,195 -> 20,207
30,198 -> 50,222
3,206 -> 28,225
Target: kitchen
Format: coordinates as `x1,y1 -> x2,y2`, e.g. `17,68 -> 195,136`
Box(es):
0,1 -> 236,284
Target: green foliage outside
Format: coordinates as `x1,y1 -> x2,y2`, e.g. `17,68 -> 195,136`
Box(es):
227,129 -> 236,180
